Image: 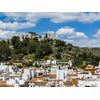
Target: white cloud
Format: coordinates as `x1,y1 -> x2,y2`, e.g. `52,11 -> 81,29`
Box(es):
1,12 -> 100,31
3,12 -> 100,23
94,29 -> 100,38
0,21 -> 35,30
0,30 -> 28,40
56,27 -> 75,35
51,12 -> 100,23
46,27 -> 100,47
75,38 -> 100,47
56,27 -> 87,39
0,30 -> 16,40
61,38 -> 100,47
76,32 -> 87,38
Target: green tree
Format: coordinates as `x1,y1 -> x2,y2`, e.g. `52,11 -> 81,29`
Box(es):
28,40 -> 38,54
34,42 -> 52,60
11,36 -> 20,49
27,61 -> 33,67
22,37 -> 29,47
34,45 -> 43,59
67,43 -> 73,51
21,47 -> 28,55
41,42 -> 52,56
0,41 -> 11,61
55,52 -> 61,59
35,63 -> 40,68
44,56 -> 49,60
55,40 -> 66,47
17,53 -> 24,60
17,65 -> 23,69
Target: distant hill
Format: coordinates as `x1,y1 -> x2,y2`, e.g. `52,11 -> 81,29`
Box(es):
0,33 -> 100,67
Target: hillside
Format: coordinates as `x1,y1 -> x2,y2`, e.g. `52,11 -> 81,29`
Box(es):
0,33 -> 100,67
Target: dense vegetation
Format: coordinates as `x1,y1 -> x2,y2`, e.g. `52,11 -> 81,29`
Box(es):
0,33 -> 100,67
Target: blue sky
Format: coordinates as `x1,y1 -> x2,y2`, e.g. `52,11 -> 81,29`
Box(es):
0,12 -> 100,47
20,18 -> 100,37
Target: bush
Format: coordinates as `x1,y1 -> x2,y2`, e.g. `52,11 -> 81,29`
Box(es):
17,65 -> 23,69
35,63 -> 40,68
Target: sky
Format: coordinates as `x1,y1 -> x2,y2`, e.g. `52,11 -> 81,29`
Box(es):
0,12 -> 100,47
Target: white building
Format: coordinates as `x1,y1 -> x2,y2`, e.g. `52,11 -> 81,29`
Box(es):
51,60 -> 57,65
56,68 -> 66,80
22,68 -> 35,81
8,65 -> 17,74
6,78 -> 25,87
28,83 -> 35,87
19,32 -> 29,41
6,79 -> 16,86
68,60 -> 72,67
64,68 -> 68,76
46,60 -> 51,65
78,78 -> 100,87
0,73 -> 9,81
19,32 -> 39,41
67,69 -> 77,74
0,63 -> 9,81
31,69 -> 35,78
42,32 -> 56,40
50,67 -> 57,74
57,70 -> 65,80
0,63 -> 8,71
95,61 -> 100,69
78,72 -> 92,79
22,68 -> 32,81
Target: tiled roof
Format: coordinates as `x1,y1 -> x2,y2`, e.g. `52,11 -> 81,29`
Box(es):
35,81 -> 48,86
67,74 -> 77,77
27,78 -> 47,83
71,79 -> 78,87
0,80 -> 13,87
